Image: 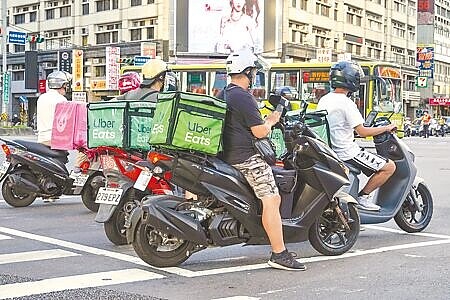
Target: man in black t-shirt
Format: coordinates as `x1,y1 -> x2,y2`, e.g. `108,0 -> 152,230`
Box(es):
219,48 -> 306,271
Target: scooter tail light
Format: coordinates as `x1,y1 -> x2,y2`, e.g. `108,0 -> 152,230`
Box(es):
147,151 -> 171,164
163,171 -> 172,181
80,161 -> 90,173
1,144 -> 11,156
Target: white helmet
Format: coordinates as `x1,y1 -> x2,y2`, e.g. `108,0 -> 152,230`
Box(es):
141,59 -> 169,86
226,48 -> 260,75
47,71 -> 72,89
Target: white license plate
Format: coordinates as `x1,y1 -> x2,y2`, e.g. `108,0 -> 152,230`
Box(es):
133,170 -> 153,191
69,171 -> 89,187
95,187 -> 123,205
0,161 -> 10,177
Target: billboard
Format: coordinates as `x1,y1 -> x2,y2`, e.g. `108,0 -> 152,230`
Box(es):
106,46 -> 120,91
188,0 -> 264,54
417,0 -> 434,25
72,50 -> 84,91
416,45 -> 434,78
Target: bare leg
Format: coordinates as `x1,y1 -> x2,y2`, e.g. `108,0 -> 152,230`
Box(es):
261,194 -> 285,253
361,160 -> 396,194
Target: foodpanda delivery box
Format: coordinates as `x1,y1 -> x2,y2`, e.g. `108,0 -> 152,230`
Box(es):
149,92 -> 227,155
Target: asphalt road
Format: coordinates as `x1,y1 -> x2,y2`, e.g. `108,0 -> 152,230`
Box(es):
0,135 -> 449,300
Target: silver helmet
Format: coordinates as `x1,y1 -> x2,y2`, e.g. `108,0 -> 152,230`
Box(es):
47,71 -> 72,89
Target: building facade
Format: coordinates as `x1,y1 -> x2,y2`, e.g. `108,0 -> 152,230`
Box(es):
0,0 -> 432,121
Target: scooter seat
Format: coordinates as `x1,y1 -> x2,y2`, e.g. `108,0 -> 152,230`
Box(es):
344,162 -> 361,175
208,157 -> 247,183
14,140 -> 69,163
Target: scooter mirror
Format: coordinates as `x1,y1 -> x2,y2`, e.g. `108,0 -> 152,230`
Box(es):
393,102 -> 402,114
364,111 -> 378,127
268,94 -> 281,108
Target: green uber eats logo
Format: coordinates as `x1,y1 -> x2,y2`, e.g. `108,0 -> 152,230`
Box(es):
92,118 -> 116,139
185,122 -> 211,146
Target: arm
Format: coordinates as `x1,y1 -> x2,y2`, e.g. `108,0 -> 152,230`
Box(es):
250,110 -> 281,138
354,123 -> 397,138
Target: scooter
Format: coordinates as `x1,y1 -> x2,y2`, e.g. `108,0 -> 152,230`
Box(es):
125,95 -> 360,268
344,111 -> 433,232
94,147 -> 173,245
0,138 -> 104,211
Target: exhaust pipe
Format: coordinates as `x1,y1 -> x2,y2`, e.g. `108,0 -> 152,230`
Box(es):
8,174 -> 40,194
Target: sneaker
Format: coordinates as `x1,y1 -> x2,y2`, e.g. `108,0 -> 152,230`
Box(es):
267,249 -> 307,271
357,194 -> 380,211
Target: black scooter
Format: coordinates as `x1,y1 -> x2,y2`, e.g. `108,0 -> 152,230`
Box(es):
344,111 -> 433,232
0,138 -> 104,210
125,96 -> 360,267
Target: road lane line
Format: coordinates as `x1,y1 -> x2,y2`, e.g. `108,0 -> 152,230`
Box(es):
0,234 -> 12,240
0,249 -> 80,265
364,225 -> 450,239
213,297 -> 260,300
0,268 -> 164,299
1,226 -> 449,278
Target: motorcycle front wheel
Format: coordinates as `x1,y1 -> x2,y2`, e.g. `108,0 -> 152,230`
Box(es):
394,183 -> 433,233
132,221 -> 195,267
309,203 -> 360,256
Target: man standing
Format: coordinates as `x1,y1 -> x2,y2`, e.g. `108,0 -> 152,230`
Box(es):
317,61 -> 397,211
421,111 -> 431,138
219,48 -> 306,271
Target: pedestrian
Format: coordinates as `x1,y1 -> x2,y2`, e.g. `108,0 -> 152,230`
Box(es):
11,114 -> 20,126
421,111 -> 431,138
317,61 -> 397,211
218,48 -> 306,271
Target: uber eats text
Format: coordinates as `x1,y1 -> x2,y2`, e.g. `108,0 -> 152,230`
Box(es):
92,118 -> 116,139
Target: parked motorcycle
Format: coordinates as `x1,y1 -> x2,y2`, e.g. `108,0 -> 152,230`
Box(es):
94,147 -> 173,245
0,139 -> 104,211
344,110 -> 433,232
125,95 -> 360,267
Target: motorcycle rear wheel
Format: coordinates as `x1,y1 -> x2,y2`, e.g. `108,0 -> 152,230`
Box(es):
104,200 -> 128,245
81,173 -> 104,212
309,203 -> 360,256
394,183 -> 433,233
132,222 -> 195,267
1,170 -> 37,207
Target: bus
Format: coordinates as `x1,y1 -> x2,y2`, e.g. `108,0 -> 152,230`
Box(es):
120,60 -> 404,131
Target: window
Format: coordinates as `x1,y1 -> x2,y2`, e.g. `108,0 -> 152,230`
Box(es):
367,12 -> 382,31
29,11 -> 37,22
96,22 -> 120,44
95,66 -> 106,77
14,44 -> 25,53
60,6 -> 71,17
292,0 -> 296,7
96,0 -> 110,12
131,0 -> 142,6
46,9 -> 55,20
14,14 -> 25,24
316,1 -> 330,17
289,21 -> 308,44
12,71 -> 25,81
300,0 -> 307,10
408,25 -> 415,41
394,0 -> 406,13
82,3 -> 89,14
391,46 -> 405,64
312,26 -> 330,48
346,5 -> 362,26
392,20 -> 406,38
365,39 -> 382,59
130,28 -> 142,41
148,0 -> 154,3
408,0 -> 416,15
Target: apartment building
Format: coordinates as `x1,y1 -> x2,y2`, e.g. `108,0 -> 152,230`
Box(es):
0,0 -> 428,118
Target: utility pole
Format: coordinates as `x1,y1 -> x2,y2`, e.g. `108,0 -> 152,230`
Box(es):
1,0 -> 8,114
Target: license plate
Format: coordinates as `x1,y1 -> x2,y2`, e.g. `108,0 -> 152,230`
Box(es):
95,187 -> 123,204
69,171 -> 89,187
133,170 -> 153,191
0,161 -> 10,178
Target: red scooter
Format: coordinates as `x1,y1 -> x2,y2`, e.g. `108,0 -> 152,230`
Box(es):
93,146 -> 173,245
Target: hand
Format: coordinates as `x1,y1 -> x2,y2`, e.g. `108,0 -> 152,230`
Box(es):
386,124 -> 397,132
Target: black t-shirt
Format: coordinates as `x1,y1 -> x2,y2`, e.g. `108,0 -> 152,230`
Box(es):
217,84 -> 264,165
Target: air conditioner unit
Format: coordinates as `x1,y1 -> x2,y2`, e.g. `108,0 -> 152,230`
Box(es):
45,32 -> 51,38
42,62 -> 54,68
92,58 -> 100,64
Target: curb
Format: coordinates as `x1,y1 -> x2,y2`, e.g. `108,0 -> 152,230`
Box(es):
0,127 -> 35,136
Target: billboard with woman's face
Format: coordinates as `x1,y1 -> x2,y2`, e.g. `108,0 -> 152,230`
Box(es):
188,0 -> 264,54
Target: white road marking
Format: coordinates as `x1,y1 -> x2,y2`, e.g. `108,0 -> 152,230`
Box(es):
1,226 -> 449,278
0,234 -> 12,240
0,249 -> 79,265
364,225 -> 450,239
0,268 -> 164,299
213,297 -> 260,300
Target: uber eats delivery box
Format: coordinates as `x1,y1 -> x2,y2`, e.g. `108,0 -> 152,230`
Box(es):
149,92 -> 227,155
87,100 -> 155,150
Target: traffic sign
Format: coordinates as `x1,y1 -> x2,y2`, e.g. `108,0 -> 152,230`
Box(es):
8,31 -> 27,45
134,56 -> 151,66
2,72 -> 10,104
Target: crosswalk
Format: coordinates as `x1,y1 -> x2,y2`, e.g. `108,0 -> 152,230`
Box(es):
0,233 -> 164,299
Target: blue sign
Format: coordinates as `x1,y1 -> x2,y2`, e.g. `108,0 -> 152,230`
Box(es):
134,56 -> 151,66
8,31 -> 27,45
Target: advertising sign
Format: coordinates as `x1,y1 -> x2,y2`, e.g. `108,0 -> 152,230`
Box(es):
418,0 -> 434,25
416,46 -> 434,78
2,72 -> 10,104
429,98 -> 450,106
188,0 -> 265,54
72,92 -> 87,102
38,79 -> 47,93
59,50 -> 72,73
141,42 -> 156,58
134,56 -> 151,66
316,48 -> 332,63
90,79 -> 107,90
106,47 -> 120,91
72,50 -> 84,92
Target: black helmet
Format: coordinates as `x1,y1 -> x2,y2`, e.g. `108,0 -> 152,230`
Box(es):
329,61 -> 364,93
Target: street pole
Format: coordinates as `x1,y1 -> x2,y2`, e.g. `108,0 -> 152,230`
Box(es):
2,0 -> 7,114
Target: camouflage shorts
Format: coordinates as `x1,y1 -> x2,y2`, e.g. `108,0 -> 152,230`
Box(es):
233,154 -> 279,200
